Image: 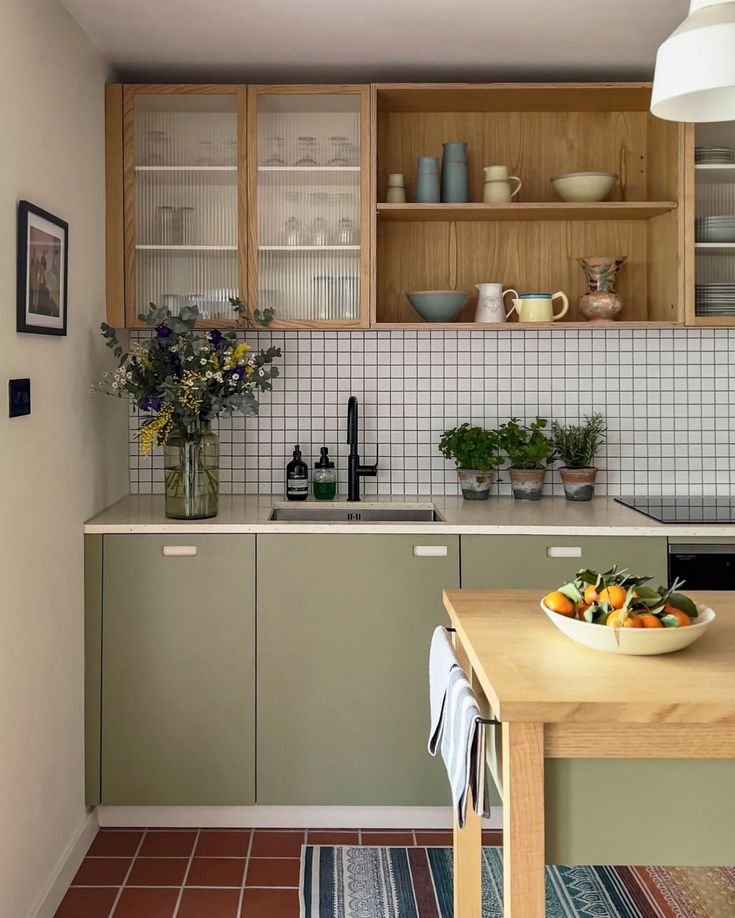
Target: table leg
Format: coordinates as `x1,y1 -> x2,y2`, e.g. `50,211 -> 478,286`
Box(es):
453,790 -> 482,918
502,721 -> 545,918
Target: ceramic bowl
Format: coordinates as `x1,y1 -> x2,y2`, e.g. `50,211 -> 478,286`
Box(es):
540,601 -> 715,655
551,171 -> 618,203
406,290 -> 470,322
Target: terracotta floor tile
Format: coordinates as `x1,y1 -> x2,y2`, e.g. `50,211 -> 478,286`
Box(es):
87,830 -> 143,858
250,830 -> 304,858
72,856 -> 131,886
195,829 -> 251,857
126,857 -> 188,887
240,887 -> 300,918
138,830 -> 197,858
415,831 -> 453,846
306,830 -> 359,845
111,886 -> 178,918
361,831 -> 414,846
178,888 -> 241,918
245,858 -> 300,888
186,857 -> 245,887
54,886 -> 118,918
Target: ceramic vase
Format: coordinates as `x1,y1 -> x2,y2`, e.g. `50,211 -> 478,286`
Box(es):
457,468 -> 495,500
559,467 -> 598,502
509,468 -> 546,501
386,173 -> 406,204
578,256 -> 626,322
441,142 -> 468,203
416,156 -> 440,203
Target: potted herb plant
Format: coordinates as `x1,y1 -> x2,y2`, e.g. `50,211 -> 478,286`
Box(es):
96,298 -> 280,520
497,417 -> 554,501
550,413 -> 607,501
438,423 -> 502,500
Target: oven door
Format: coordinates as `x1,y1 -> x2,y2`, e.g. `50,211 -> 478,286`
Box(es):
668,543 -> 735,590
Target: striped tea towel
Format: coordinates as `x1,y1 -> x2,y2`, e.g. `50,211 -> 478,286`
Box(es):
439,666 -> 489,828
428,626 -> 460,754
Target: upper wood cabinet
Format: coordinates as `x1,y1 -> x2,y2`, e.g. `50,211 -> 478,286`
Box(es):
106,83 -> 371,328
106,84 -> 247,328
247,85 -> 371,328
106,82 -> 703,329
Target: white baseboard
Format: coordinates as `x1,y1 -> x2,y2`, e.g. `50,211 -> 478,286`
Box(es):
31,809 -> 99,918
97,805 -> 502,830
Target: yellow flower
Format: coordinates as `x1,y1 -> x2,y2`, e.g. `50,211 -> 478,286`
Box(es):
232,343 -> 251,364
246,365 -> 255,376
209,352 -> 220,370
138,404 -> 173,455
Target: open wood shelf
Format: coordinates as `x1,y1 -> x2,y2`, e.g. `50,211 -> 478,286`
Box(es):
371,320 -> 685,330
376,202 -> 677,222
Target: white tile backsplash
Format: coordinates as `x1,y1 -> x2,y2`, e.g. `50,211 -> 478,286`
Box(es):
128,328 -> 735,498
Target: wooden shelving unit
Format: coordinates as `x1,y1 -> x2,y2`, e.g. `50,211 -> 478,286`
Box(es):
373,82 -> 689,328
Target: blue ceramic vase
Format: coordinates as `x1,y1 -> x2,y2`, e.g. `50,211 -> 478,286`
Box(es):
441,142 -> 468,203
416,156 -> 440,203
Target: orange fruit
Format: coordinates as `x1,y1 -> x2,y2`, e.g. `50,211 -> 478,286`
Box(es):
583,585 -> 600,605
598,585 -> 629,610
577,602 -> 590,621
605,609 -> 641,628
543,591 -> 575,617
664,607 -> 691,627
637,613 -> 664,629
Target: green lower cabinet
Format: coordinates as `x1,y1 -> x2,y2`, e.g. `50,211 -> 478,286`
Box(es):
461,534 -> 668,590
257,534 -> 459,805
100,534 -> 256,805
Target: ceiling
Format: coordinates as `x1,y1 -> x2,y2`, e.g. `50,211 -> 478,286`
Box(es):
60,0 -> 689,83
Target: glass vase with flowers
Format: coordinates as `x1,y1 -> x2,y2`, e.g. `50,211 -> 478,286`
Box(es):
96,298 -> 280,519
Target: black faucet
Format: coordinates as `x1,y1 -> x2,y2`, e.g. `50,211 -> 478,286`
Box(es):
346,396 -> 378,502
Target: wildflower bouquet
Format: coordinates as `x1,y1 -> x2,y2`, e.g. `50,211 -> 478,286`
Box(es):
96,299 -> 280,518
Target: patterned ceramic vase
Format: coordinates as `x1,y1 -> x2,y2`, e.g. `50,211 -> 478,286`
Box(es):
457,468 -> 494,500
578,256 -> 626,322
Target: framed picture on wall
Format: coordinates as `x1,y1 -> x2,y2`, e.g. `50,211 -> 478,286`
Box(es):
16,200 -> 68,336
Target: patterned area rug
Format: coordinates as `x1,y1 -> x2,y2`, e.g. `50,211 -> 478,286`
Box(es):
300,846 -> 735,917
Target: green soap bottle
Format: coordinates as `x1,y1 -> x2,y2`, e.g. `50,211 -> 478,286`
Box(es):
312,447 -> 337,501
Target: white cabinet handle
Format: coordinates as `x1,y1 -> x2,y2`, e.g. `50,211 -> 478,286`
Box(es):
162,545 -> 198,557
413,545 -> 448,558
546,546 -> 582,559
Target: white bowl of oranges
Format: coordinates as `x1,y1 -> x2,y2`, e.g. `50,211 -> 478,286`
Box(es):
541,567 -> 715,655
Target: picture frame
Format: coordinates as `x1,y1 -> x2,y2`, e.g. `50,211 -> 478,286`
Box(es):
16,200 -> 68,336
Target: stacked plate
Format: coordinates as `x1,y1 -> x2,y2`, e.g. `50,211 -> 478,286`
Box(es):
696,146 -> 735,164
696,215 -> 735,243
695,283 -> 735,316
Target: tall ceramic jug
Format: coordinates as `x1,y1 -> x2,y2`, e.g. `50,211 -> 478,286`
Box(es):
512,292 -> 569,323
441,142 -> 468,203
474,283 -> 519,323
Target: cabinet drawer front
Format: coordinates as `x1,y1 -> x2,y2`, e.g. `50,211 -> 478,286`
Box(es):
257,534 -> 459,806
461,535 -> 668,590
101,534 -> 255,805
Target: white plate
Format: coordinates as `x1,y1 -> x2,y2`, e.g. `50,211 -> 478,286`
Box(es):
540,601 -> 716,655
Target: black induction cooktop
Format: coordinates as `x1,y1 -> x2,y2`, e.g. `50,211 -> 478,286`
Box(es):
615,496 -> 735,524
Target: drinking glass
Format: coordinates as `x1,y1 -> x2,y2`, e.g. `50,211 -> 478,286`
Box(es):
283,215 -> 303,246
309,216 -> 329,246
328,136 -> 350,165
144,130 -> 169,166
263,135 -> 286,166
295,136 -> 319,166
333,217 -> 356,245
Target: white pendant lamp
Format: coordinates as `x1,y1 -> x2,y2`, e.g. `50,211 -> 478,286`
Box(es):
651,0 -> 735,122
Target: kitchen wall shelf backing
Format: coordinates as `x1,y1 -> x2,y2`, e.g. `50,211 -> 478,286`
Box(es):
374,83 -> 687,326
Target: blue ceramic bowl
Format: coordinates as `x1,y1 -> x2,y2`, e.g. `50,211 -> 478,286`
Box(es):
405,290 -> 470,323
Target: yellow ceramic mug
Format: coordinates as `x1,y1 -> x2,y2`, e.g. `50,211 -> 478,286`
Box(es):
512,292 -> 569,322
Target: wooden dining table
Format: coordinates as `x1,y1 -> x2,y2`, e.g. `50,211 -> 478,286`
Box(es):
443,589 -> 735,918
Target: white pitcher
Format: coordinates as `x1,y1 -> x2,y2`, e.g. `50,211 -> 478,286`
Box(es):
482,165 -> 522,204
474,283 -> 519,323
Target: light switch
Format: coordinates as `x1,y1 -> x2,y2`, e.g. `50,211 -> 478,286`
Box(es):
9,378 -> 31,417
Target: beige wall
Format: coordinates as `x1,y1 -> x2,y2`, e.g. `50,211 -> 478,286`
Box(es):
0,0 -> 127,915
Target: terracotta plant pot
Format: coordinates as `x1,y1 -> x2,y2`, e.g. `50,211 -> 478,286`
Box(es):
509,468 -> 546,501
457,468 -> 495,501
560,467 -> 598,502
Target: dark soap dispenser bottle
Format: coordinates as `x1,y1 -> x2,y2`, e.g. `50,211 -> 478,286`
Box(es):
286,445 -> 309,501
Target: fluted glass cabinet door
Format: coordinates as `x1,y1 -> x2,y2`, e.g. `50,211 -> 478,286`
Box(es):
249,87 -> 370,326
123,86 -> 246,326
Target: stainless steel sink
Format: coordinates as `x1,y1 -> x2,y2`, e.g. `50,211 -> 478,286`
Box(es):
268,504 -> 444,523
